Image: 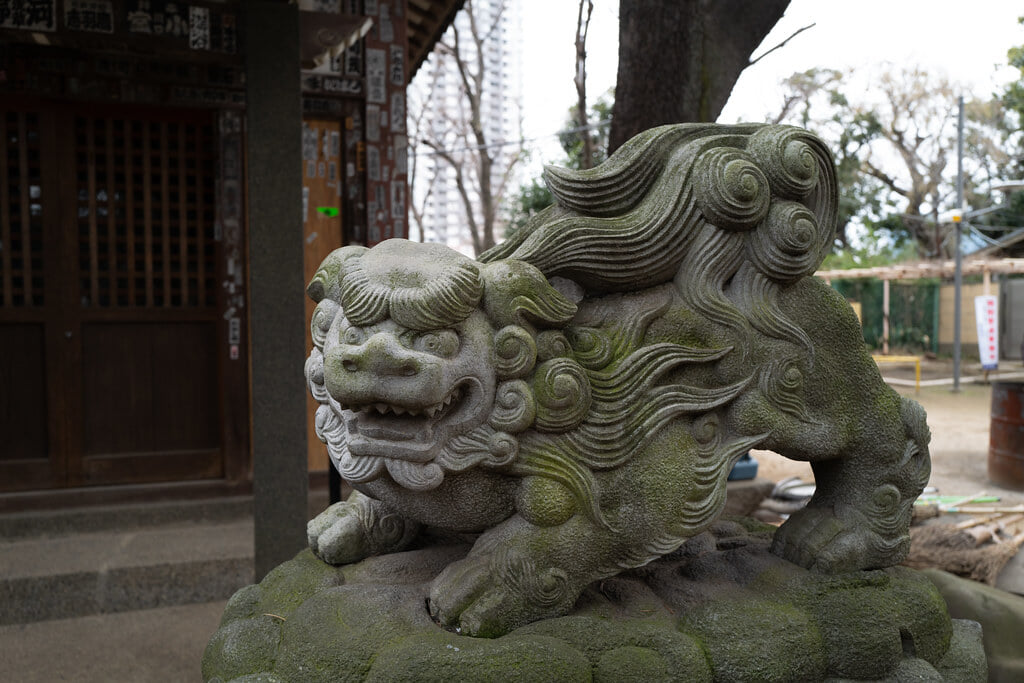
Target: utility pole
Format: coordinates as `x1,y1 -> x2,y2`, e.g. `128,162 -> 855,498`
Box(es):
952,95 -> 964,392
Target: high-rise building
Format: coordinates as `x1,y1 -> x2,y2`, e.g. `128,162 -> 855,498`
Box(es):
409,0 -> 523,255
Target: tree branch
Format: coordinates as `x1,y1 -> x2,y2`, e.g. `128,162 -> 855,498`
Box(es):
424,138 -> 483,253
574,0 -> 595,168
748,23 -> 815,67
862,159 -> 909,198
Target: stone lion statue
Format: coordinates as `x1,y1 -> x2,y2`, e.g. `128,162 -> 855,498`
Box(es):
303,123 -> 931,638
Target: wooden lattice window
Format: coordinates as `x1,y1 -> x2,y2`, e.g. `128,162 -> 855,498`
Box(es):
75,113 -> 218,308
0,111 -> 45,308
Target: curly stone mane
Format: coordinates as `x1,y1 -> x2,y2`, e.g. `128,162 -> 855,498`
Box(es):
478,124 -> 840,541
482,123 -> 838,413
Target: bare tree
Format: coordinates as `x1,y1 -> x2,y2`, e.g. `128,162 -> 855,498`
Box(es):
411,0 -> 525,256
573,0 -> 596,170
774,65 -> 1010,259
769,68 -> 841,126
406,82 -> 436,243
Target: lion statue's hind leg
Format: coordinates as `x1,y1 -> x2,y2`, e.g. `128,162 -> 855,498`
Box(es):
770,394 -> 931,573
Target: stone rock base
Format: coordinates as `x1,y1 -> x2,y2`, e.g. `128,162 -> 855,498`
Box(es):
203,519 -> 986,682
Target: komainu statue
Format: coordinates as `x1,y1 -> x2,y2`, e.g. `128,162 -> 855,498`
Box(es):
304,124 -> 931,638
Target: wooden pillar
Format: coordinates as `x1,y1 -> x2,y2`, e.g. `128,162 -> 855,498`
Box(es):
244,0 -> 309,580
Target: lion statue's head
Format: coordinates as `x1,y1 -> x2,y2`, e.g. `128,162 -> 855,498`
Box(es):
305,239 -> 581,492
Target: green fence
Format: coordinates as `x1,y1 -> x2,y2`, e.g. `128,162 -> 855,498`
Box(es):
829,279 -> 939,353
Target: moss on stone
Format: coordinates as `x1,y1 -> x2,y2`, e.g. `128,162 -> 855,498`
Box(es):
215,675 -> 286,683
365,633 -> 591,682
515,476 -> 577,527
923,568 -> 1023,681
882,567 -> 952,664
219,584 -> 262,624
202,615 -> 283,682
204,527 -> 985,682
809,575 -> 905,679
594,645 -> 670,682
720,514 -> 776,537
254,548 -> 346,619
272,584 -> 430,683
517,615 -> 710,680
680,597 -> 828,682
870,657 -> 944,682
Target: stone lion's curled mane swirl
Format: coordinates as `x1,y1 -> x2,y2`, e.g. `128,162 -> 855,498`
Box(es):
481,123 -> 838,416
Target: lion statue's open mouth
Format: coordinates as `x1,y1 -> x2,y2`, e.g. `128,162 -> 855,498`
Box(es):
343,379 -> 477,458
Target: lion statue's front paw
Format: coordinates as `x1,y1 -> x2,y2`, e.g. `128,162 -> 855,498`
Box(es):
308,491 -> 420,565
428,545 -> 579,638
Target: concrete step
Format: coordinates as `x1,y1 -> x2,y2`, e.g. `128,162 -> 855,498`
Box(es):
0,519 -> 254,625
0,491 -> 333,626
0,496 -> 254,541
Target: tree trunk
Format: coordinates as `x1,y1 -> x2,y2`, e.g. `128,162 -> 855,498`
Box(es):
609,0 -> 789,153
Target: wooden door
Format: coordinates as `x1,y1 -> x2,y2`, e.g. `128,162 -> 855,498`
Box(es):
0,102 -> 238,493
0,107 -> 54,490
302,117 -> 345,472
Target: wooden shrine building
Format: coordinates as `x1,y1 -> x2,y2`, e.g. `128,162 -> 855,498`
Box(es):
0,0 -> 463,525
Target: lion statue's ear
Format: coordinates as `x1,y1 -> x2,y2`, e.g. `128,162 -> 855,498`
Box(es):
480,260 -> 577,329
307,246 -> 368,303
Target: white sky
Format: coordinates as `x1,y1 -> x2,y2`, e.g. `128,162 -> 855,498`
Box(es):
520,0 -> 1024,173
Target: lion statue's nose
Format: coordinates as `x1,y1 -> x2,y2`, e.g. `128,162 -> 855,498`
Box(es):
341,333 -> 421,378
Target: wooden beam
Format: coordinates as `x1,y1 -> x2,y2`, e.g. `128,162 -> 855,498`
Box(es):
816,258 -> 1024,281
408,0 -> 465,80
407,6 -> 438,25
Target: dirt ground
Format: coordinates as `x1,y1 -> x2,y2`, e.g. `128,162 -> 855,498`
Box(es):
754,358 -> 1024,508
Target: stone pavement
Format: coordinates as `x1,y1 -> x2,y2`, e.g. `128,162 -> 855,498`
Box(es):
0,599 -> 226,682
1,518 -> 252,625
0,493 -> 329,682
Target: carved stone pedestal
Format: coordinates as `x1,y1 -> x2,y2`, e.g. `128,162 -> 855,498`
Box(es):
203,520 -> 986,682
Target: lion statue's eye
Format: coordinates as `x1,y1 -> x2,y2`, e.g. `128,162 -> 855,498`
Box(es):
342,326 -> 366,345
414,330 -> 458,357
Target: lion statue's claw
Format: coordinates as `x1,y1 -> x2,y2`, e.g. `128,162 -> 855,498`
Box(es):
307,491 -> 420,566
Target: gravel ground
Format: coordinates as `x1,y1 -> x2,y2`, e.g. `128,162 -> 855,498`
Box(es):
755,359 -> 1024,508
